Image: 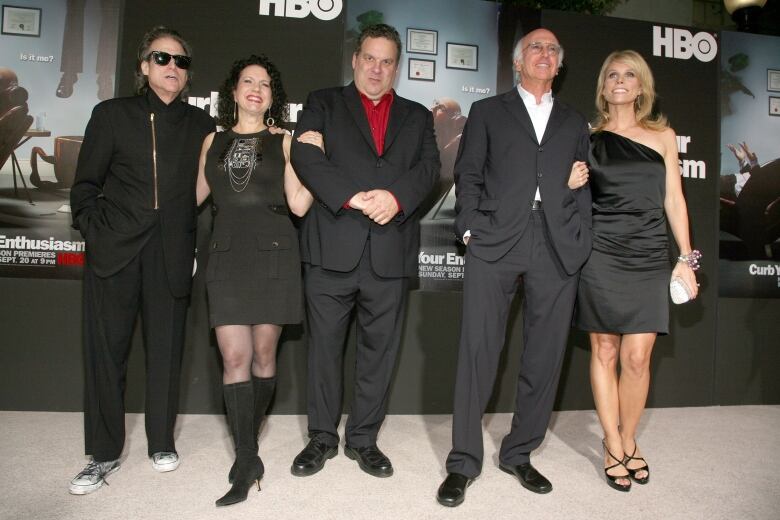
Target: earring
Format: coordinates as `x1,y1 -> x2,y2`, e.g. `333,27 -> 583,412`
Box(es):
635,95 -> 641,110
233,102 -> 237,121
265,107 -> 275,128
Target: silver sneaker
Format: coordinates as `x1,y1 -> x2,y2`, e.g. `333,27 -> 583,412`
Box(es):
69,459 -> 120,495
151,451 -> 180,472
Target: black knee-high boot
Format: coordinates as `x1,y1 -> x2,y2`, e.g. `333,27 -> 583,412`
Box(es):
253,376 -> 276,436
228,376 -> 276,483
216,381 -> 263,507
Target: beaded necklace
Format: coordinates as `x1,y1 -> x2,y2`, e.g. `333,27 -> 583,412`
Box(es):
221,135 -> 264,193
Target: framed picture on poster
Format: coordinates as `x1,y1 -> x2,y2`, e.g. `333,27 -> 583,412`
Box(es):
408,58 -> 435,81
770,96 -> 780,116
768,69 -> 780,92
407,28 -> 437,55
446,42 -> 478,71
1,5 -> 41,37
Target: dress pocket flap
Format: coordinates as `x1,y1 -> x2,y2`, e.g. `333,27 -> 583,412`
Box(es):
209,236 -> 231,252
257,234 -> 291,250
477,198 -> 499,212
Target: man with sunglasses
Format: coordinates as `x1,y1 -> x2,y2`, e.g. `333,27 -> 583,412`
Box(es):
68,26 -> 215,495
436,28 -> 591,506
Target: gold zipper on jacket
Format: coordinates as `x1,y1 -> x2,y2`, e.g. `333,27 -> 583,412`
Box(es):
150,113 -> 159,209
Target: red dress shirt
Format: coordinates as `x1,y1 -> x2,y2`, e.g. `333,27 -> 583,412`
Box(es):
343,90 -> 401,212
360,90 -> 394,155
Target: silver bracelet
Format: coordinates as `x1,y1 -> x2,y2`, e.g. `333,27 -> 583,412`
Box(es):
677,249 -> 702,271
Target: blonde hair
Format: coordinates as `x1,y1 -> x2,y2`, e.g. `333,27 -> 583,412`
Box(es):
592,50 -> 667,132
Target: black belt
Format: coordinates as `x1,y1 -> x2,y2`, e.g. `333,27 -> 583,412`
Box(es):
531,200 -> 542,210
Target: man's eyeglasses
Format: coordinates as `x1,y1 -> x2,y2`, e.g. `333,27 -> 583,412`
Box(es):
523,42 -> 562,56
146,51 -> 191,70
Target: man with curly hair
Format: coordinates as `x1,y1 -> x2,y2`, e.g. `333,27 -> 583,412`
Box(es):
68,26 -> 214,495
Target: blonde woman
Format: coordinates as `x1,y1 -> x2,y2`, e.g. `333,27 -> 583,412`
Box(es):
571,50 -> 699,491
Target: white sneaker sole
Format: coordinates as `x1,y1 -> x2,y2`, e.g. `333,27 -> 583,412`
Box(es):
152,458 -> 180,473
68,465 -> 120,495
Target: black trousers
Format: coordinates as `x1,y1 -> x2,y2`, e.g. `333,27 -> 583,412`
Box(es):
304,241 -> 407,448
60,0 -> 118,75
446,210 -> 579,478
82,224 -> 188,461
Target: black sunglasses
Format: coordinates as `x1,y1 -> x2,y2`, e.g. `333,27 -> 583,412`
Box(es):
146,50 -> 191,70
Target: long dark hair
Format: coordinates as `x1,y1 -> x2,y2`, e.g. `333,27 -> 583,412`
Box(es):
216,55 -> 289,129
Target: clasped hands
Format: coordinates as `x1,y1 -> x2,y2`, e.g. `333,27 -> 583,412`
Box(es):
349,190 -> 399,225
293,130 -> 397,224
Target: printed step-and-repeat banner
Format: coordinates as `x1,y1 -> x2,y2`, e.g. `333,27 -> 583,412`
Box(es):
718,31 -> 780,298
0,0 -> 346,279
0,0 -> 120,278
2,1 -> 777,301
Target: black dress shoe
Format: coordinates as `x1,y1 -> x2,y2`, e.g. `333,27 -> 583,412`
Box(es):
344,445 -> 393,477
290,438 -> 337,476
436,473 -> 473,507
56,73 -> 77,98
499,462 -> 552,494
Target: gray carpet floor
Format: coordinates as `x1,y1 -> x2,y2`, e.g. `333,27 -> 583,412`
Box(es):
1,406 -> 778,520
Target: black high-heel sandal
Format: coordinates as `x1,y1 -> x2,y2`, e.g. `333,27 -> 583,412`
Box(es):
602,440 -> 631,492
624,442 -> 650,484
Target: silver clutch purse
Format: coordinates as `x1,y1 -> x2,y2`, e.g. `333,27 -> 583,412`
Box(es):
669,277 -> 692,305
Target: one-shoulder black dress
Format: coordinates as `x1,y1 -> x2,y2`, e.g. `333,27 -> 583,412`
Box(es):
575,131 -> 670,334
204,130 -> 302,327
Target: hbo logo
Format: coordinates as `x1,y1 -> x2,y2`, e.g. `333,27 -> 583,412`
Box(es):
652,26 -> 717,63
259,0 -> 342,21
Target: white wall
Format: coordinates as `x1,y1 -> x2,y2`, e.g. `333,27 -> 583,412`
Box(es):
343,0 -> 499,117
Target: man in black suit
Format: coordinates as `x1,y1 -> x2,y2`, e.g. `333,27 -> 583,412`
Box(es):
290,24 -> 439,478
437,28 -> 591,506
68,26 -> 214,495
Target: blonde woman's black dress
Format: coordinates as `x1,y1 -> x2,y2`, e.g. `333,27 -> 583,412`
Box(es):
575,130 -> 670,335
205,129 -> 302,327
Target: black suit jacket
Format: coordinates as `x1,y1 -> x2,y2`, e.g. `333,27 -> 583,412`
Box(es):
291,83 -> 440,277
454,88 -> 591,275
70,90 -> 215,297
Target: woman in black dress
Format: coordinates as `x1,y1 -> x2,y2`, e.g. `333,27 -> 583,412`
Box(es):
195,55 -> 318,506
571,50 -> 699,491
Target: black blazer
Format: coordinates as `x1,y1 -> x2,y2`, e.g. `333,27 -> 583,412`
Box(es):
291,83 -> 440,277
70,90 -> 215,296
454,88 -> 592,275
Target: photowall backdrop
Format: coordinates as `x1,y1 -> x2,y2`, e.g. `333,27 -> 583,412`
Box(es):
0,1 -> 778,415
0,0 -> 119,278
718,30 -> 780,298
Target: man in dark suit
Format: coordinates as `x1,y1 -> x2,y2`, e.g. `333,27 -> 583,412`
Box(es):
68,26 -> 214,495
436,28 -> 591,506
290,24 -> 439,478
